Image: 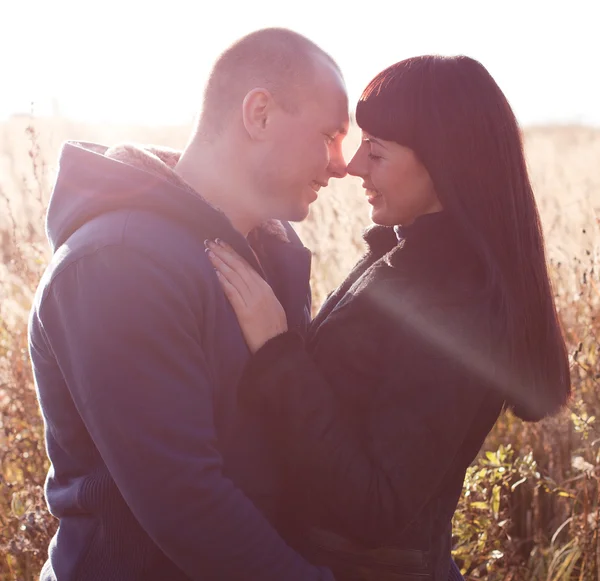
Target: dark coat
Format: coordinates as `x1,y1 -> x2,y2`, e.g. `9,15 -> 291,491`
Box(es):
241,212 -> 507,581
28,142 -> 332,581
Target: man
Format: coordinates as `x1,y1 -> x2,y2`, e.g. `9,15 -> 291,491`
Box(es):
28,28 -> 348,580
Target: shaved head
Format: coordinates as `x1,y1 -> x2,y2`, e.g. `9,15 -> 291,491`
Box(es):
197,28 -> 343,137
175,28 -> 348,233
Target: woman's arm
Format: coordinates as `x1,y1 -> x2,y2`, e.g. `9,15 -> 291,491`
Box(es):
241,304 -> 498,545
207,240 -> 502,546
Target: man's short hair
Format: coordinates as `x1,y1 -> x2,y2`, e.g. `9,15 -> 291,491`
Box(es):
197,28 -> 341,136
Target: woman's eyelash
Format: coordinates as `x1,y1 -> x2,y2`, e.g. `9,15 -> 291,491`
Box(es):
368,153 -> 382,160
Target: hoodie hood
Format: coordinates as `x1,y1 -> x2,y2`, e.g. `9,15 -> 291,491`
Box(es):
46,141 -> 291,270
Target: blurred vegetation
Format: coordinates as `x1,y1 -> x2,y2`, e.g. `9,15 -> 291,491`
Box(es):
0,117 -> 598,579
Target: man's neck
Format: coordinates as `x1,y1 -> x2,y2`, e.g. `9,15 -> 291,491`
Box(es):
174,142 -> 261,237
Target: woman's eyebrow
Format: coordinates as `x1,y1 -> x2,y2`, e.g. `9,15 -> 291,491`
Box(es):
364,136 -> 387,149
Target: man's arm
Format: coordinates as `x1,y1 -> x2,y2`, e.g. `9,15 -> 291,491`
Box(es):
36,245 -> 331,581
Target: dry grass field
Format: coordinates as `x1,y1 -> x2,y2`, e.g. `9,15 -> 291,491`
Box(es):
0,116 -> 599,579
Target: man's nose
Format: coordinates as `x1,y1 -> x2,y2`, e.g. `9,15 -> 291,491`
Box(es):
328,151 -> 348,179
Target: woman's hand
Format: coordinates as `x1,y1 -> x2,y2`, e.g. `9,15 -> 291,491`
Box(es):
205,239 -> 288,353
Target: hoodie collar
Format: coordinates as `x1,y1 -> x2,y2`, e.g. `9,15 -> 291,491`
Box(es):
104,142 -> 293,242
46,141 -> 296,275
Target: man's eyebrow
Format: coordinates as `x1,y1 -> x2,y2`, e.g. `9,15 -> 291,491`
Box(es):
329,125 -> 348,138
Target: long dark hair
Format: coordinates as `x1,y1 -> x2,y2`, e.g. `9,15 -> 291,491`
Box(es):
356,55 -> 570,421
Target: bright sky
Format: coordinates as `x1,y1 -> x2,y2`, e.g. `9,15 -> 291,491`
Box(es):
3,0 -> 599,127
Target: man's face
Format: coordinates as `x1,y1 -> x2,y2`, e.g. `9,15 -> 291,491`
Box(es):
257,60 -> 349,222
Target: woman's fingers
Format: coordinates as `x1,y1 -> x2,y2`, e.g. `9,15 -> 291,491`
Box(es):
214,270 -> 246,315
205,239 -> 289,353
206,247 -> 251,301
206,240 -> 261,292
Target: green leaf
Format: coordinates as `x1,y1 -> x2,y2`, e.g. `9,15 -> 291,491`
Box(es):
470,501 -> 489,510
492,485 -> 501,519
485,451 -> 498,464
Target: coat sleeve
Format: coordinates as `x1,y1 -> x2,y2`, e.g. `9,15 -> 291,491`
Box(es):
34,245 -> 332,581
240,281 -> 500,546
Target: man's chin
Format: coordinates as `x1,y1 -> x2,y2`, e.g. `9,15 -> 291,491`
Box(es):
286,205 -> 311,223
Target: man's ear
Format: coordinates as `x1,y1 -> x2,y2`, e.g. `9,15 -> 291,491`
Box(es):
242,88 -> 274,140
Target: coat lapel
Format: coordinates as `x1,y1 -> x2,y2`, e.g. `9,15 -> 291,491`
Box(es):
256,239 -> 313,335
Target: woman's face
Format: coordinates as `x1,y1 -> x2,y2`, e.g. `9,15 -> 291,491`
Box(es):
347,131 -> 442,226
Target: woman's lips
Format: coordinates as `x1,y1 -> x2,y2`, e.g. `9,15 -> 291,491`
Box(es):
366,189 -> 382,205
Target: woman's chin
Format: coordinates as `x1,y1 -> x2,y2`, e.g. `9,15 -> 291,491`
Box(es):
370,207 -> 395,227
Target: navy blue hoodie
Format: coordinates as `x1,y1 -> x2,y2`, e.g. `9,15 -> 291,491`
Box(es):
28,142 -> 332,581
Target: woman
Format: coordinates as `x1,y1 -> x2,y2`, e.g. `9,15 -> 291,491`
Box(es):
206,55 -> 571,581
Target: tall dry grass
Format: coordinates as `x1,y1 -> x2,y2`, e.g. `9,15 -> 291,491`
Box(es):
0,116 -> 598,580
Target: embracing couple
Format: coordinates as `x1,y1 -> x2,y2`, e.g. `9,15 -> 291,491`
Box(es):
29,27 -> 571,581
